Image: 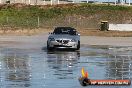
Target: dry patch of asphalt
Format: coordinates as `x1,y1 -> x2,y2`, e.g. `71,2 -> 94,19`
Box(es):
0,33 -> 132,50
81,36 -> 132,46
0,33 -> 48,49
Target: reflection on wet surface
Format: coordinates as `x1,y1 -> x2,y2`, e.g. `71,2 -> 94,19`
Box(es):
47,51 -> 80,79
0,49 -> 31,88
0,46 -> 132,88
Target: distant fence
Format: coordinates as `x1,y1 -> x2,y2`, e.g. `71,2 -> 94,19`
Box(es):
2,16 -> 132,31
109,24 -> 132,31
0,16 -> 100,30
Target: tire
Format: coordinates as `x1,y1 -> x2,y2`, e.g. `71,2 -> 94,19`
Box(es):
76,41 -> 80,50
47,41 -> 53,51
82,78 -> 91,86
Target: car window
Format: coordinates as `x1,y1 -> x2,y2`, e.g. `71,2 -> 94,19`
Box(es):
53,27 -> 77,35
69,30 -> 77,35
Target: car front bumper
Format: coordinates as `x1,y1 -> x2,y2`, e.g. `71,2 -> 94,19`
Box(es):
48,41 -> 78,49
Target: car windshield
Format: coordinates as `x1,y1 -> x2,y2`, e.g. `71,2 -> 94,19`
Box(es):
53,27 -> 77,35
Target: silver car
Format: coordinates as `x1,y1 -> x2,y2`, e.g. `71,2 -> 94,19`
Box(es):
47,27 -> 80,50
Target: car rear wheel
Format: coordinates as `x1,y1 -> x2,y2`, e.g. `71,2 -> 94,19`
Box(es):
77,41 -> 80,50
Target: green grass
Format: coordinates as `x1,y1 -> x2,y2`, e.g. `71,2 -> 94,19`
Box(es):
0,3 -> 132,29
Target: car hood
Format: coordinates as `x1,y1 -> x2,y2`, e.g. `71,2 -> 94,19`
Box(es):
49,34 -> 77,40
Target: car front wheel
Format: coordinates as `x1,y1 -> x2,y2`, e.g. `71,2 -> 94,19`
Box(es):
47,41 -> 53,51
76,41 -> 80,50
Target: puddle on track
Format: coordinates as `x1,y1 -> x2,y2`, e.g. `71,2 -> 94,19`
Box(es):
0,45 -> 132,88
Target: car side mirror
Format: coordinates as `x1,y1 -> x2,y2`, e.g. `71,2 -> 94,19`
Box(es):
77,34 -> 80,36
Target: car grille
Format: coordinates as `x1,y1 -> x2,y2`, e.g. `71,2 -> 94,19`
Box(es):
56,40 -> 69,44
54,45 -> 72,47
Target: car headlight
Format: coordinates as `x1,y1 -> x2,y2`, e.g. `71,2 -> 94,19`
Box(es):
49,38 -> 55,41
71,39 -> 76,42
